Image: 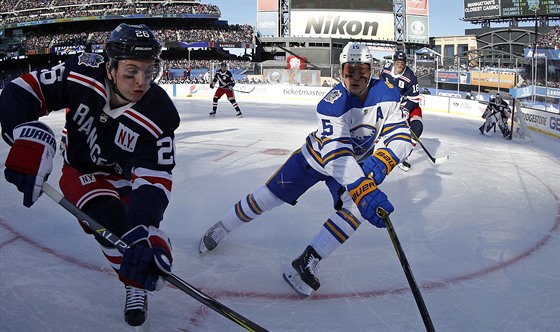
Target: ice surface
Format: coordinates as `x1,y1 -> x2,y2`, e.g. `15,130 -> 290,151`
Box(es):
1,98 -> 559,331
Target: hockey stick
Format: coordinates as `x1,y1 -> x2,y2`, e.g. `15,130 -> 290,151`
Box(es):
411,131 -> 448,164
233,86 -> 255,93
41,182 -> 268,332
377,208 -> 436,332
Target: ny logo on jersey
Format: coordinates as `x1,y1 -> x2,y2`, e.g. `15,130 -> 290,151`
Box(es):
79,174 -> 96,186
115,123 -> 139,152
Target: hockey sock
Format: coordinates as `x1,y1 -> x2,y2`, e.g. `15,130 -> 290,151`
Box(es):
310,208 -> 362,259
83,196 -> 126,247
221,185 -> 284,231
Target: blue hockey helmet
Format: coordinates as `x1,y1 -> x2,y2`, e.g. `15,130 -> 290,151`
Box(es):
393,50 -> 407,62
106,23 -> 162,61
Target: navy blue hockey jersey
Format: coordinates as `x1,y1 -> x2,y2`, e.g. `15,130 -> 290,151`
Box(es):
0,52 -> 180,226
379,64 -> 420,113
212,69 -> 235,89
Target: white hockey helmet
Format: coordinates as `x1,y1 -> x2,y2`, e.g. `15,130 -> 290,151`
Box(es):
339,42 -> 373,67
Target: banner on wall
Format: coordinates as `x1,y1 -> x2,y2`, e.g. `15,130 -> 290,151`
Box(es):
406,0 -> 428,16
287,55 -> 307,69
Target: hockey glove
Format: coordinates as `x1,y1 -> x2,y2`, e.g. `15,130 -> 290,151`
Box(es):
209,83 -> 214,89
361,148 -> 399,185
119,225 -> 173,291
4,121 -> 56,208
347,176 -> 394,228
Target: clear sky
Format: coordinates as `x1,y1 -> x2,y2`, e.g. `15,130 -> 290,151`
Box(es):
208,0 -> 477,37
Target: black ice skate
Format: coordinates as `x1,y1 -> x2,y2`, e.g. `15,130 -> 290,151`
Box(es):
398,157 -> 411,172
209,110 -> 216,117
199,221 -> 229,253
124,285 -> 148,327
236,111 -> 243,118
479,125 -> 485,135
283,245 -> 322,297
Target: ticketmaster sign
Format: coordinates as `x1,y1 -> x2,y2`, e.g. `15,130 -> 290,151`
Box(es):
290,10 -> 394,41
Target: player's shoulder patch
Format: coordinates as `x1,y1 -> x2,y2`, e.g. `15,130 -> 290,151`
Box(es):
323,89 -> 342,104
77,53 -> 105,68
384,80 -> 394,89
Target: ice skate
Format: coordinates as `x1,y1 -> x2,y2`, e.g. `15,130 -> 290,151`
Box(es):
283,246 -> 321,297
199,221 -> 228,253
398,157 -> 411,172
236,111 -> 243,118
124,285 -> 148,327
209,110 -> 216,117
479,125 -> 485,135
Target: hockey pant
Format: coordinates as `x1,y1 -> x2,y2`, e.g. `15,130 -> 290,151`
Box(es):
213,87 -> 241,112
59,163 -> 147,275
219,149 -> 365,260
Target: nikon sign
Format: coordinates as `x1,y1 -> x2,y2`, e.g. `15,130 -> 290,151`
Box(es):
290,10 -> 394,41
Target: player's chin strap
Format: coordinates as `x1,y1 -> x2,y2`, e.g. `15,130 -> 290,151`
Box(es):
109,78 -> 134,103
376,207 -> 436,332
40,181 -> 268,332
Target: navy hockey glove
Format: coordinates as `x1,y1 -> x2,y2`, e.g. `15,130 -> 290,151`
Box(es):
361,148 -> 399,185
347,176 -> 394,228
4,121 -> 56,208
209,82 -> 214,89
119,225 -> 173,291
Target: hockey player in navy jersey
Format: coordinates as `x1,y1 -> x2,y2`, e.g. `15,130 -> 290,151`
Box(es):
209,62 -> 243,118
199,42 -> 412,297
0,23 -> 179,326
380,50 -> 423,171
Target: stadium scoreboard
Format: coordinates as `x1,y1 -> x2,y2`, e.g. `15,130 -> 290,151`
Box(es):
501,0 -> 560,16
464,0 -> 560,19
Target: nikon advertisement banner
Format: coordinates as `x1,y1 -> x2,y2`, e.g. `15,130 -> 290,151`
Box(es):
290,10 -> 394,41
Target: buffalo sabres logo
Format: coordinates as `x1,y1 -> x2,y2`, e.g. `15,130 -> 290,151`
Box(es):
323,89 -> 342,104
78,53 -> 104,68
350,125 -> 377,155
384,80 -> 394,89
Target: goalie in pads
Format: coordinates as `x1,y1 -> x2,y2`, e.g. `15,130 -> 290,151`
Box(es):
479,93 -> 512,139
198,42 -> 412,297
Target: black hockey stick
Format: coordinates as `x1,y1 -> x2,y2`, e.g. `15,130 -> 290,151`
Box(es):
377,208 -> 436,332
233,86 -> 255,93
41,182 -> 268,332
411,131 -> 448,164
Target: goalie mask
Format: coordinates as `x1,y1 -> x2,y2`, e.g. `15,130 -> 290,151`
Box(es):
339,43 -> 373,96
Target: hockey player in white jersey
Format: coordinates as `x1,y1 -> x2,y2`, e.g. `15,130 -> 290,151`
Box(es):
479,93 -> 512,139
199,42 -> 412,297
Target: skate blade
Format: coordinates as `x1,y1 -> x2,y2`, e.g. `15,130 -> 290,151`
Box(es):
198,238 -> 209,254
397,163 -> 410,172
283,268 -> 313,297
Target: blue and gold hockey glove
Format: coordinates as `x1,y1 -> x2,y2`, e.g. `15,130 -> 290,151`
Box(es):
347,176 -> 394,228
361,148 -> 399,185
